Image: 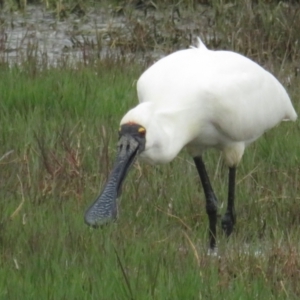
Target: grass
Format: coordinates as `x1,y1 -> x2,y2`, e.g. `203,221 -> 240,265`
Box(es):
0,0 -> 300,299
0,58 -> 299,299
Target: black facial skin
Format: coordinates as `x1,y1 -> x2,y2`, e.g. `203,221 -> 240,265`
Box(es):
84,123 -> 146,227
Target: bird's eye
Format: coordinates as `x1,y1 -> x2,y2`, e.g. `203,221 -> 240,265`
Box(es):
138,127 -> 146,136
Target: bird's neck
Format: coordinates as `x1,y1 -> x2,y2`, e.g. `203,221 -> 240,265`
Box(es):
141,109 -> 196,164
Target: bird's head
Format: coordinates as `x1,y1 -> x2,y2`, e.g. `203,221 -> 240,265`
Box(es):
84,122 -> 146,227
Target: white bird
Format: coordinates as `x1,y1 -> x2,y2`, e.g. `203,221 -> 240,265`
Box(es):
85,38 -> 297,250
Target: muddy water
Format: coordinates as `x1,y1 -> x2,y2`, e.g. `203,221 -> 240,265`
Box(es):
0,4 -> 211,67
0,4 -> 130,66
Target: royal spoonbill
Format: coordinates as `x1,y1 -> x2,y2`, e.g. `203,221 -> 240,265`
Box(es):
84,38 -> 297,249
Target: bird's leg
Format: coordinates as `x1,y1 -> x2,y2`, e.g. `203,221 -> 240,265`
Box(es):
193,156 -> 218,250
221,167 -> 236,236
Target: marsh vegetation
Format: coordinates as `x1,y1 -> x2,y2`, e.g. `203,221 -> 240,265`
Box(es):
0,0 -> 300,298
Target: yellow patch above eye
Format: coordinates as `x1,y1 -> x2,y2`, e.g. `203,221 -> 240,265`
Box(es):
138,127 -> 146,133
118,127 -> 121,132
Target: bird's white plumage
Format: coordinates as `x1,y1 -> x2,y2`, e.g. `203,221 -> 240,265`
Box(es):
121,39 -> 297,166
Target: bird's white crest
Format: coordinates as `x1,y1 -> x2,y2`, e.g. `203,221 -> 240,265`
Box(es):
190,37 -> 208,51
121,38 -> 297,166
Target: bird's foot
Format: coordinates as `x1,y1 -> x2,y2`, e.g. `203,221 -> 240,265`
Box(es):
221,212 -> 235,237
207,246 -> 219,257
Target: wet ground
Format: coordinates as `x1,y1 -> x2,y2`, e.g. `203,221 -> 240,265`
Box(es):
0,4 -> 211,66
0,4 -> 131,66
